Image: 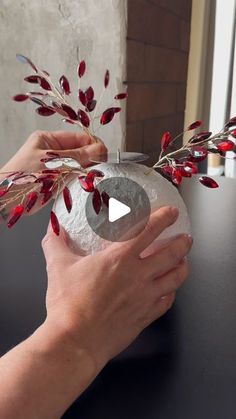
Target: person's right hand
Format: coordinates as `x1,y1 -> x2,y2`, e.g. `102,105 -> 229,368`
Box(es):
42,206 -> 192,371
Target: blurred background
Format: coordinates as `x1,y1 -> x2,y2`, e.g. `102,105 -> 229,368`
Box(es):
0,0 -> 235,175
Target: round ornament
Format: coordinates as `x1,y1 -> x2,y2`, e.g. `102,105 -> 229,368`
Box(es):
53,162 -> 191,255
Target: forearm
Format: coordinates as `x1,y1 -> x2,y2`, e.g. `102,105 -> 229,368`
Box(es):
0,322 -> 100,419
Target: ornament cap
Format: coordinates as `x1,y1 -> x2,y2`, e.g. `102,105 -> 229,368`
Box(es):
89,152 -> 149,164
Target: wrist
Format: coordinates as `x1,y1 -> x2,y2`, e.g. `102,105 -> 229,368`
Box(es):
35,319 -> 104,382
35,320 -> 100,376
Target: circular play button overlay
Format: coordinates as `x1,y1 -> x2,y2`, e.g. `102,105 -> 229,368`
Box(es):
85,177 -> 151,242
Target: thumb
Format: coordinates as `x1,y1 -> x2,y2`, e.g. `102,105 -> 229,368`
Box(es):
41,222 -> 74,267
54,142 -> 107,167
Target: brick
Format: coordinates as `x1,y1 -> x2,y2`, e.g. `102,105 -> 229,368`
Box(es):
126,121 -> 143,152
180,20 -> 191,51
128,0 -> 181,49
148,0 -> 192,21
127,40 -> 145,82
127,83 -> 177,122
144,45 -> 188,83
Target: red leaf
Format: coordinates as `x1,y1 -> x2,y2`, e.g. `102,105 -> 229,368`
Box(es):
78,60 -> 86,78
0,189 -> 6,197
61,104 -> 78,120
187,120 -> 202,131
38,77 -> 51,91
24,75 -> 40,83
40,179 -> 54,193
78,89 -> 87,106
92,189 -> 102,214
104,70 -> 109,88
30,97 -> 46,106
215,139 -> 234,152
87,169 -> 104,180
46,152 -> 60,157
51,102 -> 68,117
41,191 -> 53,205
12,94 -> 29,102
36,106 -> 56,116
24,192 -> 38,213
63,187 -> 72,213
50,211 -> 60,236
7,205 -> 24,228
101,191 -> 110,207
114,92 -> 128,100
79,176 -> 94,192
178,166 -> 192,177
28,91 -> 45,96
78,109 -> 90,127
172,169 -> 182,185
100,107 -> 121,125
0,179 -> 12,197
40,157 -> 56,163
190,131 -> 212,143
42,169 -> 61,174
85,86 -> 94,101
161,132 -> 171,150
161,165 -> 173,177
225,116 -> 236,128
86,99 -> 97,112
199,176 -> 219,188
100,108 -> 114,125
230,129 -> 236,138
183,161 -> 198,174
59,75 -> 71,95
190,146 -> 208,162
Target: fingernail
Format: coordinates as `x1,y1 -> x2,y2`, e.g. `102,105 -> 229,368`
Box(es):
171,207 -> 179,219
184,234 -> 193,245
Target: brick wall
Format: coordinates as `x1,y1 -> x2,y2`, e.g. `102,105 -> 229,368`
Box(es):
126,0 -> 192,165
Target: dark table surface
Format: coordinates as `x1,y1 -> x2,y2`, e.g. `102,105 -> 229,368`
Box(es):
1,175 -> 236,419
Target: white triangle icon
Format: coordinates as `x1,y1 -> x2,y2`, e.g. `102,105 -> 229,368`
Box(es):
108,198 -> 131,223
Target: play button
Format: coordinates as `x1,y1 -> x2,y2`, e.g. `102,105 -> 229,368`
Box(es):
85,176 -> 151,242
109,198 -> 131,222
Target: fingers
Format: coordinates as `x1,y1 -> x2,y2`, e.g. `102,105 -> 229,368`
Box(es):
152,292 -> 176,320
152,258 -> 189,298
55,141 -> 107,167
34,130 -> 107,167
145,260 -> 189,325
41,224 -> 76,269
47,131 -> 93,149
144,292 -> 176,328
142,234 -> 192,279
126,206 -> 179,256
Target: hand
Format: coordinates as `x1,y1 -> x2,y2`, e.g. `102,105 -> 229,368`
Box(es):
0,130 -> 106,221
42,206 -> 192,371
1,130 -> 106,174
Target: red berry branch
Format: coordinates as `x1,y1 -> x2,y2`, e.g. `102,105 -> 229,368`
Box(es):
13,54 -> 128,142
0,159 -> 105,235
152,119 -> 236,188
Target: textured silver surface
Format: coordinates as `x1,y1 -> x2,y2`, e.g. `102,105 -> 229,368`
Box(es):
54,163 -> 191,255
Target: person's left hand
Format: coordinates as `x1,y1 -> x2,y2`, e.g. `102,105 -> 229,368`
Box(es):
1,130 -> 106,174
0,130 -> 106,221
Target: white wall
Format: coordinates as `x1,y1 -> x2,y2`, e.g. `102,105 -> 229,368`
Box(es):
0,0 -> 127,166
